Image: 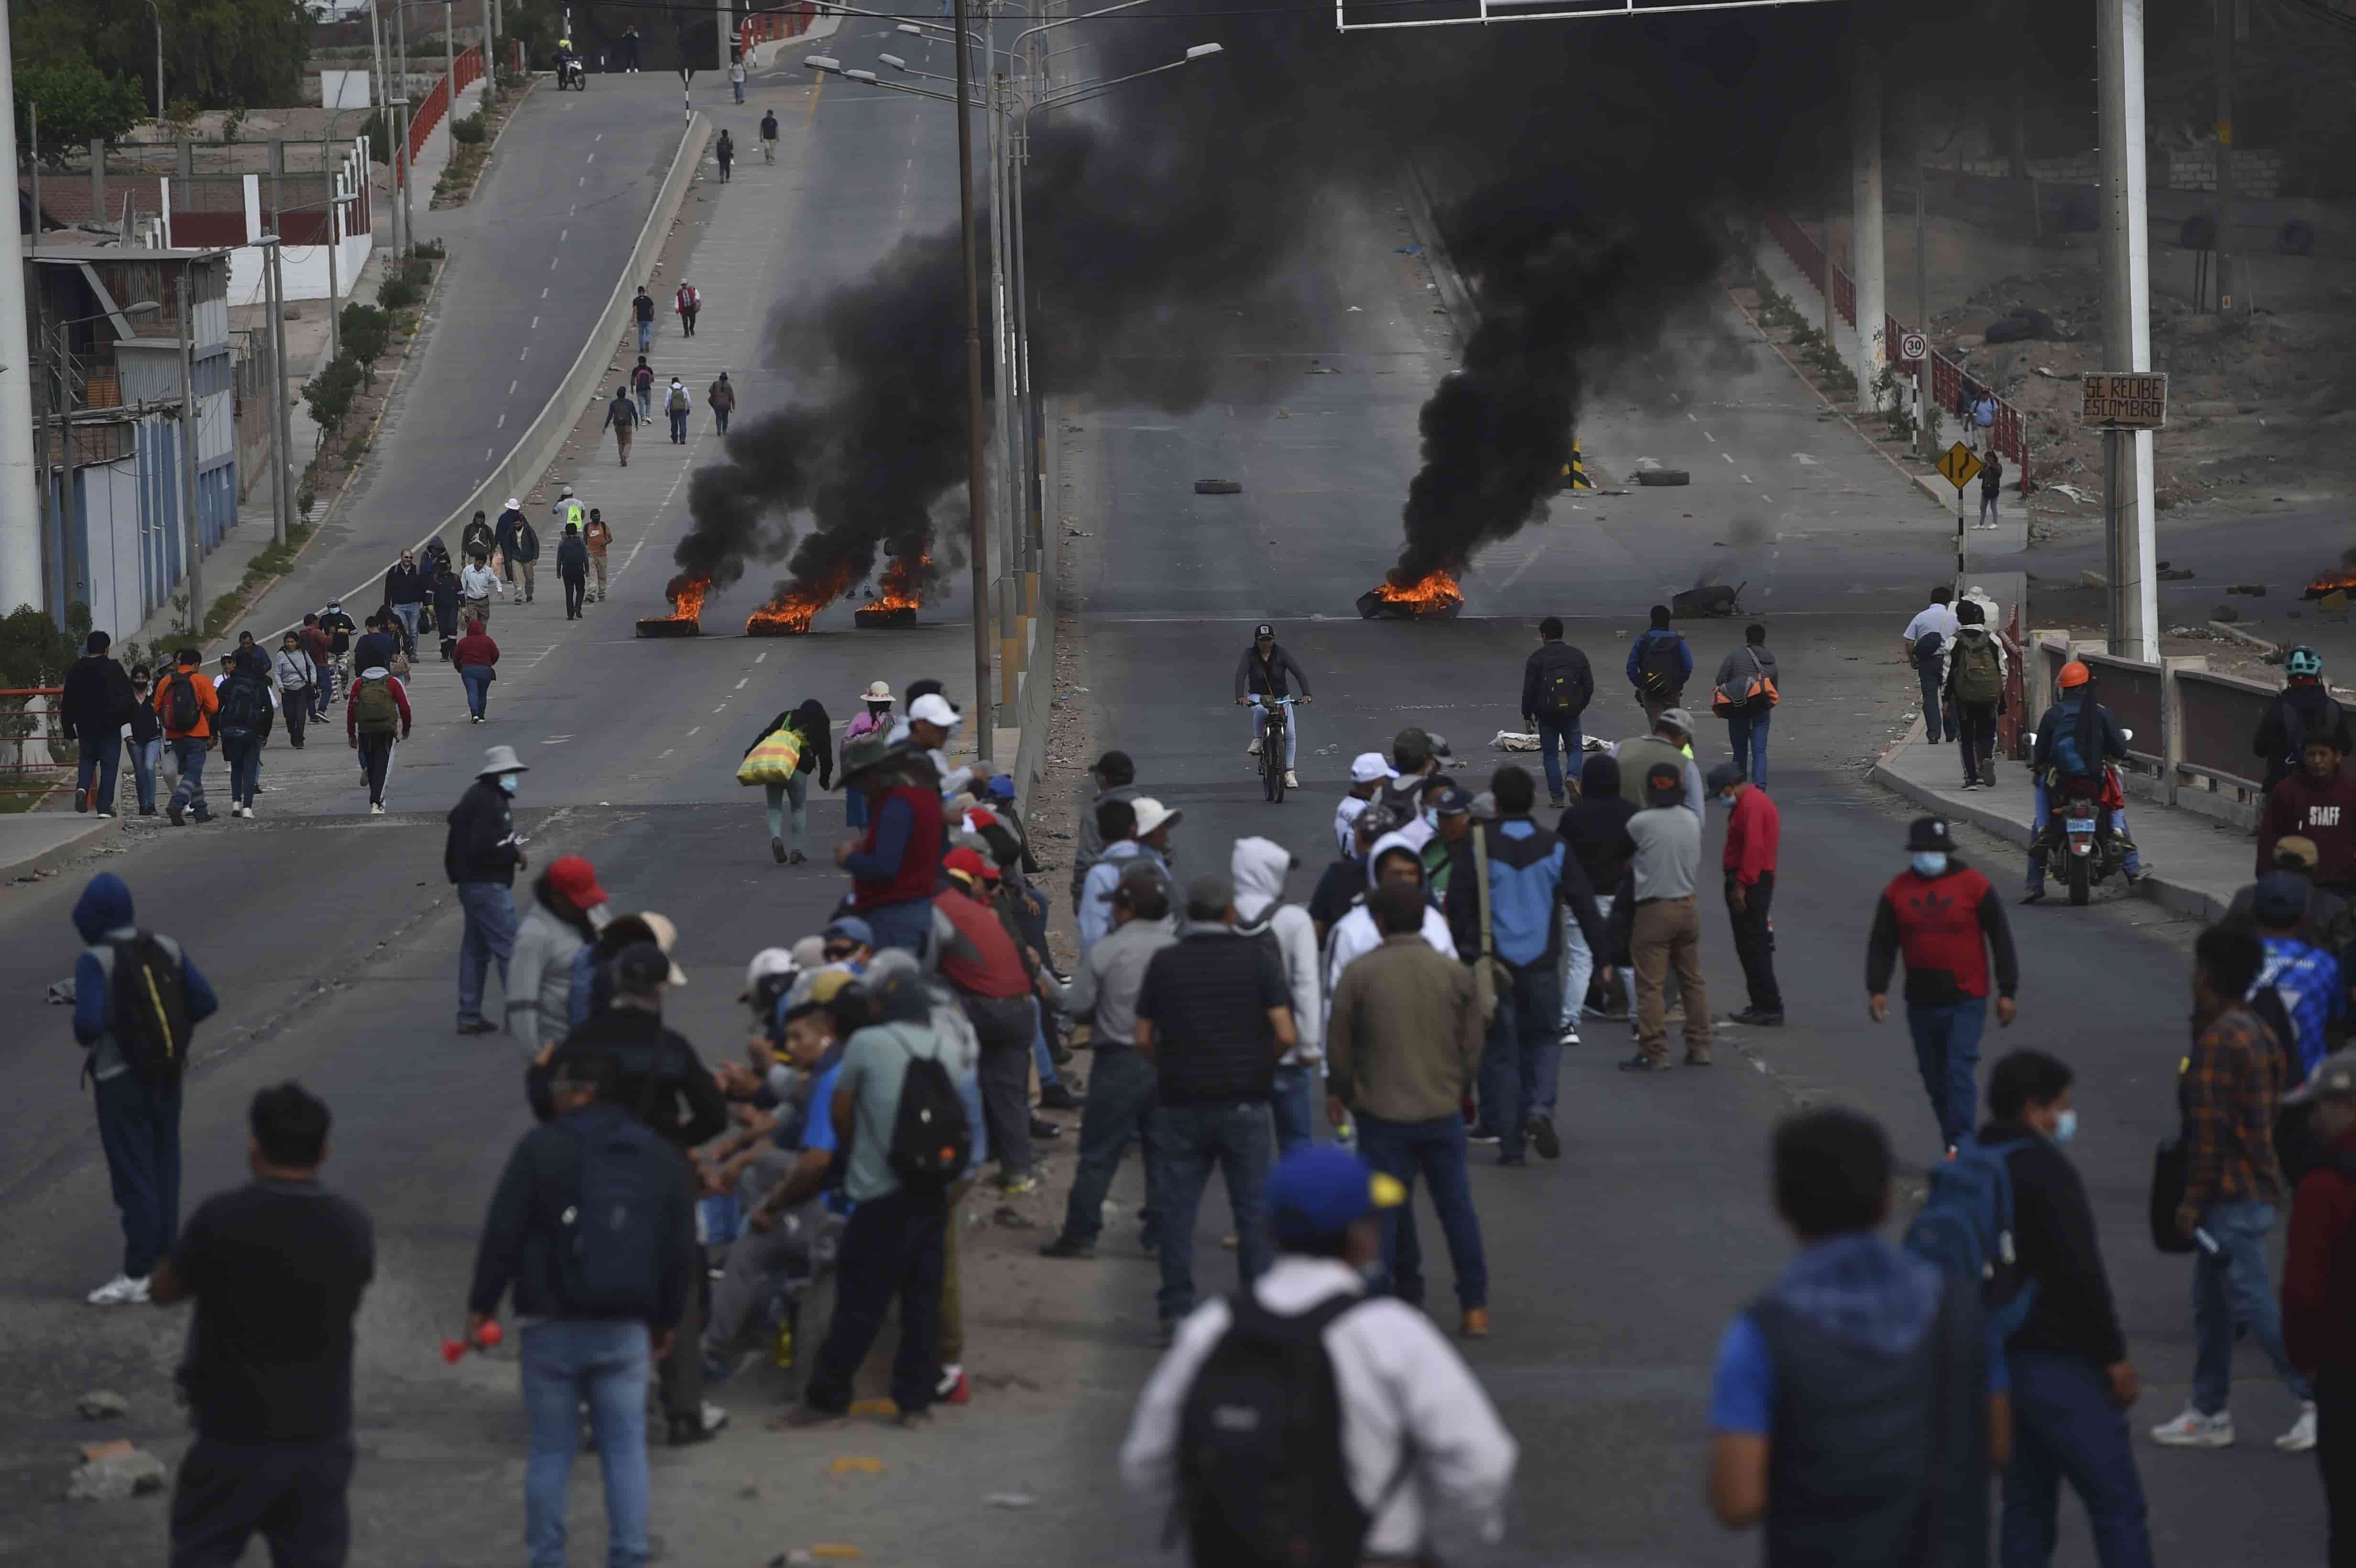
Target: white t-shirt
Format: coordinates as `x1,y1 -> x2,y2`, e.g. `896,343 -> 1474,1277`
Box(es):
1903,603 -> 1958,648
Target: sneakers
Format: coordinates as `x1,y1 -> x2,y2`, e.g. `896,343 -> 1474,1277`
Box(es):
1729,1009 -> 1785,1027
772,836 -> 787,864
1246,738 -> 1262,756
769,1403 -> 847,1432
1617,1054 -> 1672,1073
168,799 -> 185,826
1525,1114 -> 1560,1161
1556,1024 -> 1581,1047
370,803 -> 384,816
456,1019 -> 500,1036
1037,1082 -> 1082,1111
935,1363 -> 971,1405
1460,1308 -> 1491,1340
990,1171 -> 1039,1197
1038,1234 -> 1096,1259
86,1274 -> 150,1306
2149,1407 -> 2235,1448
1466,1128 -> 1502,1146
74,787 -> 88,813
1547,795 -> 1566,809
666,1402 -> 729,1445
240,805 -> 255,819
2279,1403 -> 2318,1452
2020,889 -> 2046,905
1284,770 -> 1299,789
1027,1115 -> 1063,1142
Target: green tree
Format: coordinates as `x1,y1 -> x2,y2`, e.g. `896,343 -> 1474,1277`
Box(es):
16,0 -> 310,116
338,303 -> 390,383
14,56 -> 146,155
303,355 -> 361,440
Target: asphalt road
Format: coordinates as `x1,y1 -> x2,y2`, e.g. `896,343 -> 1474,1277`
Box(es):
0,43 -> 2331,1568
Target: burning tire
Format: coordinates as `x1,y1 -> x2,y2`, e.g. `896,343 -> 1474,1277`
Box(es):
1636,469 -> 1691,487
635,617 -> 701,638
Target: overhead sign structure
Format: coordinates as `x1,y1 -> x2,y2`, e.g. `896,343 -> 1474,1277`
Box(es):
2081,372 -> 2168,430
1898,331 -> 1928,363
1936,442 -> 1984,492
1336,0 -> 1842,32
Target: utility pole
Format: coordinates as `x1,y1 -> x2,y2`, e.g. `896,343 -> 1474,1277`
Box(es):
2212,0 -> 2235,313
0,0 -> 44,615
177,261 -> 204,635
264,238 -> 291,546
370,0 -> 387,136
1915,110 -> 1931,457
2096,0 -> 2157,659
1851,45 -> 1885,417
445,0 -> 457,135
396,0 -> 412,256
952,0 -> 992,757
988,72 -> 1018,698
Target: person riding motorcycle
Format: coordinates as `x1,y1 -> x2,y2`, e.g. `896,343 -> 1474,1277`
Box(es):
2024,660 -> 2144,903
1233,621 -> 1311,790
554,37 -> 583,88
2253,644 -> 2353,795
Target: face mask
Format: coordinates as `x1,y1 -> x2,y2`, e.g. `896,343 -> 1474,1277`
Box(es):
2050,1109 -> 2078,1146
1910,851 -> 1949,879
497,773 -> 519,795
1421,808 -> 1439,830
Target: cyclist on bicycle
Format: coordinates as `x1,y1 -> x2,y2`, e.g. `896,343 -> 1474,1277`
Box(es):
759,109 -> 780,163
1234,621 -> 1311,790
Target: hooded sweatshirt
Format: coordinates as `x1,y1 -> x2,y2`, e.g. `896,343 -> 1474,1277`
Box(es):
1559,753 -> 1639,890
71,873 -> 219,1080
1323,830 -> 1458,1002
1232,837 -> 1322,1062
2259,767 -> 2356,889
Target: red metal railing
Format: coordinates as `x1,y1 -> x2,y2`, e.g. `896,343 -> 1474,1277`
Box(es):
740,3 -> 818,54
1759,207 -> 2029,494
398,44 -> 484,184
0,687 -> 70,791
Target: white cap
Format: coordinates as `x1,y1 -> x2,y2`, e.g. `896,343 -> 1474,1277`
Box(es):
505,498 -> 519,510
739,946 -> 798,1001
1350,751 -> 1398,784
1132,796 -> 1183,838
908,692 -> 962,730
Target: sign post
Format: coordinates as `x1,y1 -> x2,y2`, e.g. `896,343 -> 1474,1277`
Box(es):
1935,440 -> 1984,595
2080,372 -> 2168,654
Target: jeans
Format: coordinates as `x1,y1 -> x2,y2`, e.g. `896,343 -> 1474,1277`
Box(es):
2190,1198 -> 2312,1415
731,79 -> 744,101
1031,1019 -> 1058,1089
519,1320 -> 651,1568
1906,998 -> 1986,1149
707,1186 -> 839,1357
2027,782 -> 2141,891
126,736 -> 161,812
668,409 -> 688,442
1151,1100 -> 1273,1321
1058,1047 -> 1160,1247
1726,871 -> 1781,1013
280,692 -> 309,749
461,665 -> 493,719
168,736 -> 211,818
805,1187 -> 947,1414
846,787 -> 869,830
635,319 -> 652,353
1725,706 -> 1770,788
170,1437 -> 354,1568
2000,1350 -> 2154,1568
1559,895 -> 1598,1032
2319,1367 -> 2356,1568
456,881 -> 519,1028
1356,1111 -> 1487,1312
714,406 -> 731,434
1270,1063 -> 1318,1158
1477,961 -> 1563,1159
1918,657 -> 1951,742
967,993 -> 1036,1176
1957,700 -> 1999,784
392,602 -> 421,651
1251,703 -> 1298,767
1981,490 -> 2001,525
1533,714 -> 1580,802
860,896 -> 933,960
764,773 -> 808,849
563,571 -> 586,617
634,387 -> 651,420
219,734 -> 260,808
94,1068 -> 182,1278
77,738 -> 121,813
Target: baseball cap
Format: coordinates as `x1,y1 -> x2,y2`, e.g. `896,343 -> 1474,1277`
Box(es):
782,966 -> 858,1023
2253,871 -> 2310,926
612,941 -> 673,993
739,947 -> 799,1002
1431,785 -> 1474,817
1704,761 -> 1745,795
2288,1047 -> 2356,1107
908,692 -> 962,729
545,854 -> 610,910
1350,751 -> 1398,784
985,774 -> 1015,800
1656,707 -> 1695,735
1254,622 -> 1275,638
1904,817 -> 1954,853
944,845 -> 993,884
821,915 -> 875,948
1266,1146 -> 1404,1246
2276,835 -> 2321,871
638,912 -> 689,986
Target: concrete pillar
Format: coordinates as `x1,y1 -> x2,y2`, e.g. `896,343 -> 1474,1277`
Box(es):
91,140 -> 107,230
2095,0 -> 2159,661
0,7 -> 43,614
1852,47 -> 1886,417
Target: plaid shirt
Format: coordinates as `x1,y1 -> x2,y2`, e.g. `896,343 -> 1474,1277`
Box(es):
2181,1007 -> 2286,1211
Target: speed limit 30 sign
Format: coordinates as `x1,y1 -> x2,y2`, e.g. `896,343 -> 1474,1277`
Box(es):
1898,331 -> 1929,363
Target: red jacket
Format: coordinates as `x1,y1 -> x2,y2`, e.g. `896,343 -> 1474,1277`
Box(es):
933,886 -> 1030,999
1864,859 -> 2020,1003
850,784 -> 944,909
453,631 -> 500,671
1723,786 -> 1779,887
2284,1126 -> 2356,1373
2258,771 -> 2356,888
346,674 -> 412,742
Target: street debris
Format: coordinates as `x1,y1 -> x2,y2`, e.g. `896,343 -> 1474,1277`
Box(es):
77,1392 -> 129,1421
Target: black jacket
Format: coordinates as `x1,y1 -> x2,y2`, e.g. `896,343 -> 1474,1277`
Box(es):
1975,1122 -> 2128,1367
1559,755 -> 1640,889
59,655 -> 135,742
556,536 -> 589,577
351,631 -> 399,673
1233,642 -> 1312,700
2255,683 -> 2353,786
525,1007 -> 729,1150
461,520 -> 495,561
430,568 -> 462,627
445,778 -> 523,885
466,1103 -> 695,1327
2030,697 -> 2128,781
385,562 -> 425,605
318,609 -> 356,655
509,521 -> 542,564
1521,640 -> 1594,721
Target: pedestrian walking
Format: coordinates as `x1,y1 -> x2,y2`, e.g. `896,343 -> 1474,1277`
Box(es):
1521,615 -> 1593,807
468,1050 -> 696,1560
1122,1143 -> 1518,1564
123,664 -> 163,815
1071,749 -> 1141,908
1943,599 -> 2010,790
447,747 -> 529,1036
1328,881 -> 1490,1334
2149,921 -> 2317,1453
271,633 -> 313,750
1865,816 -> 2019,1154
556,524 -> 590,620
462,509 -> 497,567
427,557 -> 463,663
2281,1047 -> 2356,1561
1711,623 -> 1780,789
386,549 -> 426,652
1614,707 -> 1704,815
1707,1107 -> 1994,1561
2254,646 -> 2353,796
296,616 -> 332,720
1978,448 -> 2006,528
1620,761 -> 1712,1072
673,283 -> 699,339
460,556 -> 501,628
150,1083 -> 371,1567
2260,732 -> 2356,896
631,357 -> 655,423
349,612 -> 399,679
1077,797 -> 1179,955
604,384 -> 640,467
759,108 -> 778,162
216,652 -> 275,818
937,847 -> 1041,1194
493,507 -> 522,593
156,649 -> 220,826
1971,391 -> 1998,454
509,513 -> 541,605
1974,1049 -> 2157,1568
316,600 -> 357,711
1135,873 -> 1297,1342
740,699 -> 833,863
1905,586 -> 1960,743
62,630 -> 136,817
345,663 -> 410,816
72,872 -> 218,1305
1626,603 -> 1692,723
1712,762 -> 1784,1026
729,59 -> 745,102
453,619 -> 499,725
716,127 -> 735,178
1232,837 -> 1322,1159
508,855 -> 610,1056
631,283 -> 656,352
708,370 -> 736,435
665,378 -> 690,443
1558,751 -> 1636,1026
842,681 -> 894,830
583,509 -> 614,603
836,732 -> 947,957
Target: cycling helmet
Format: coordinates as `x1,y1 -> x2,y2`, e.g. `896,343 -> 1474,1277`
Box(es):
2056,660 -> 2091,689
2287,645 -> 2324,678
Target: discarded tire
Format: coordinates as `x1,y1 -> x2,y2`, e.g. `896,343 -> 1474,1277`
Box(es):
1635,469 -> 1691,487
1194,479 -> 1243,495
2279,220 -> 2316,257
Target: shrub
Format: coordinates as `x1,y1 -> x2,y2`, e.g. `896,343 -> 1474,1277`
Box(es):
339,302 -> 390,379
376,273 -> 418,311
450,111 -> 486,145
304,355 -> 362,436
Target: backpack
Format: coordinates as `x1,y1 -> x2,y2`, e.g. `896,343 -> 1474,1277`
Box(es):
553,1112 -> 680,1320
885,1052 -> 971,1191
164,672 -> 202,732
354,677 -> 399,736
216,675 -> 266,739
1174,1291 -> 1396,1568
1902,1138 -> 2038,1348
632,365 -> 653,392
1952,636 -> 2004,704
1540,654 -> 1581,715
1636,631 -> 1684,697
667,385 -> 690,413
105,934 -> 191,1083
2050,708 -> 2091,779
1711,647 -> 1778,717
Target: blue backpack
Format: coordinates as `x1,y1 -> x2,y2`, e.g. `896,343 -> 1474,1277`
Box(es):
555,1111 -> 682,1321
1903,1138 -> 2038,1347
2049,703 -> 2092,779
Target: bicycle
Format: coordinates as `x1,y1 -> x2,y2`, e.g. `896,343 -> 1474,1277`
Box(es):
1246,695 -> 1299,803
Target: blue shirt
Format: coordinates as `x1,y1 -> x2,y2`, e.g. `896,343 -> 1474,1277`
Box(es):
2258,935 -> 2344,1077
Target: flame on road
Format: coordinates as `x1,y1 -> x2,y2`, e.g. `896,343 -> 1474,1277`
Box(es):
746,561 -> 855,635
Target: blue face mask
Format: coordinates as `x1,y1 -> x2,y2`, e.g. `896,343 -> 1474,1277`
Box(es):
497,773 -> 519,795
1421,808 -> 1439,830
1910,851 -> 1949,878
2050,1109 -> 2079,1146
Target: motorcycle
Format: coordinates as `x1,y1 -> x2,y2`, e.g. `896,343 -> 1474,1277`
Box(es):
556,54 -> 585,90
2027,727 -> 2133,905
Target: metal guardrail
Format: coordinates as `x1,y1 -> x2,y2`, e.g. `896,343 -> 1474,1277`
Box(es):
0,688 -> 70,793
2176,666 -> 2277,796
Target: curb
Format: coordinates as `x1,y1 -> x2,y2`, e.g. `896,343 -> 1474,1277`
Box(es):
431,75 -> 540,209
0,818 -> 118,883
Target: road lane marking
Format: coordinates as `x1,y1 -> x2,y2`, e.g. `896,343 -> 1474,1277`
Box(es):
734,677 -> 749,689
1740,473 -> 1752,483
687,726 -> 700,737
1760,492 -> 1773,503
543,735 -> 574,744
1722,452 -> 1734,463
497,413 -> 506,428
508,379 -> 517,395
559,229 -> 568,244
713,706 -> 727,714
659,747 -> 674,758
756,651 -> 768,664
1704,431 -> 1717,443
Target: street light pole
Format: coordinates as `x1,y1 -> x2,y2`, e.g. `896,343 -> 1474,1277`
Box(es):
263,237 -> 291,545
145,0 -> 164,123
950,0 -> 993,757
